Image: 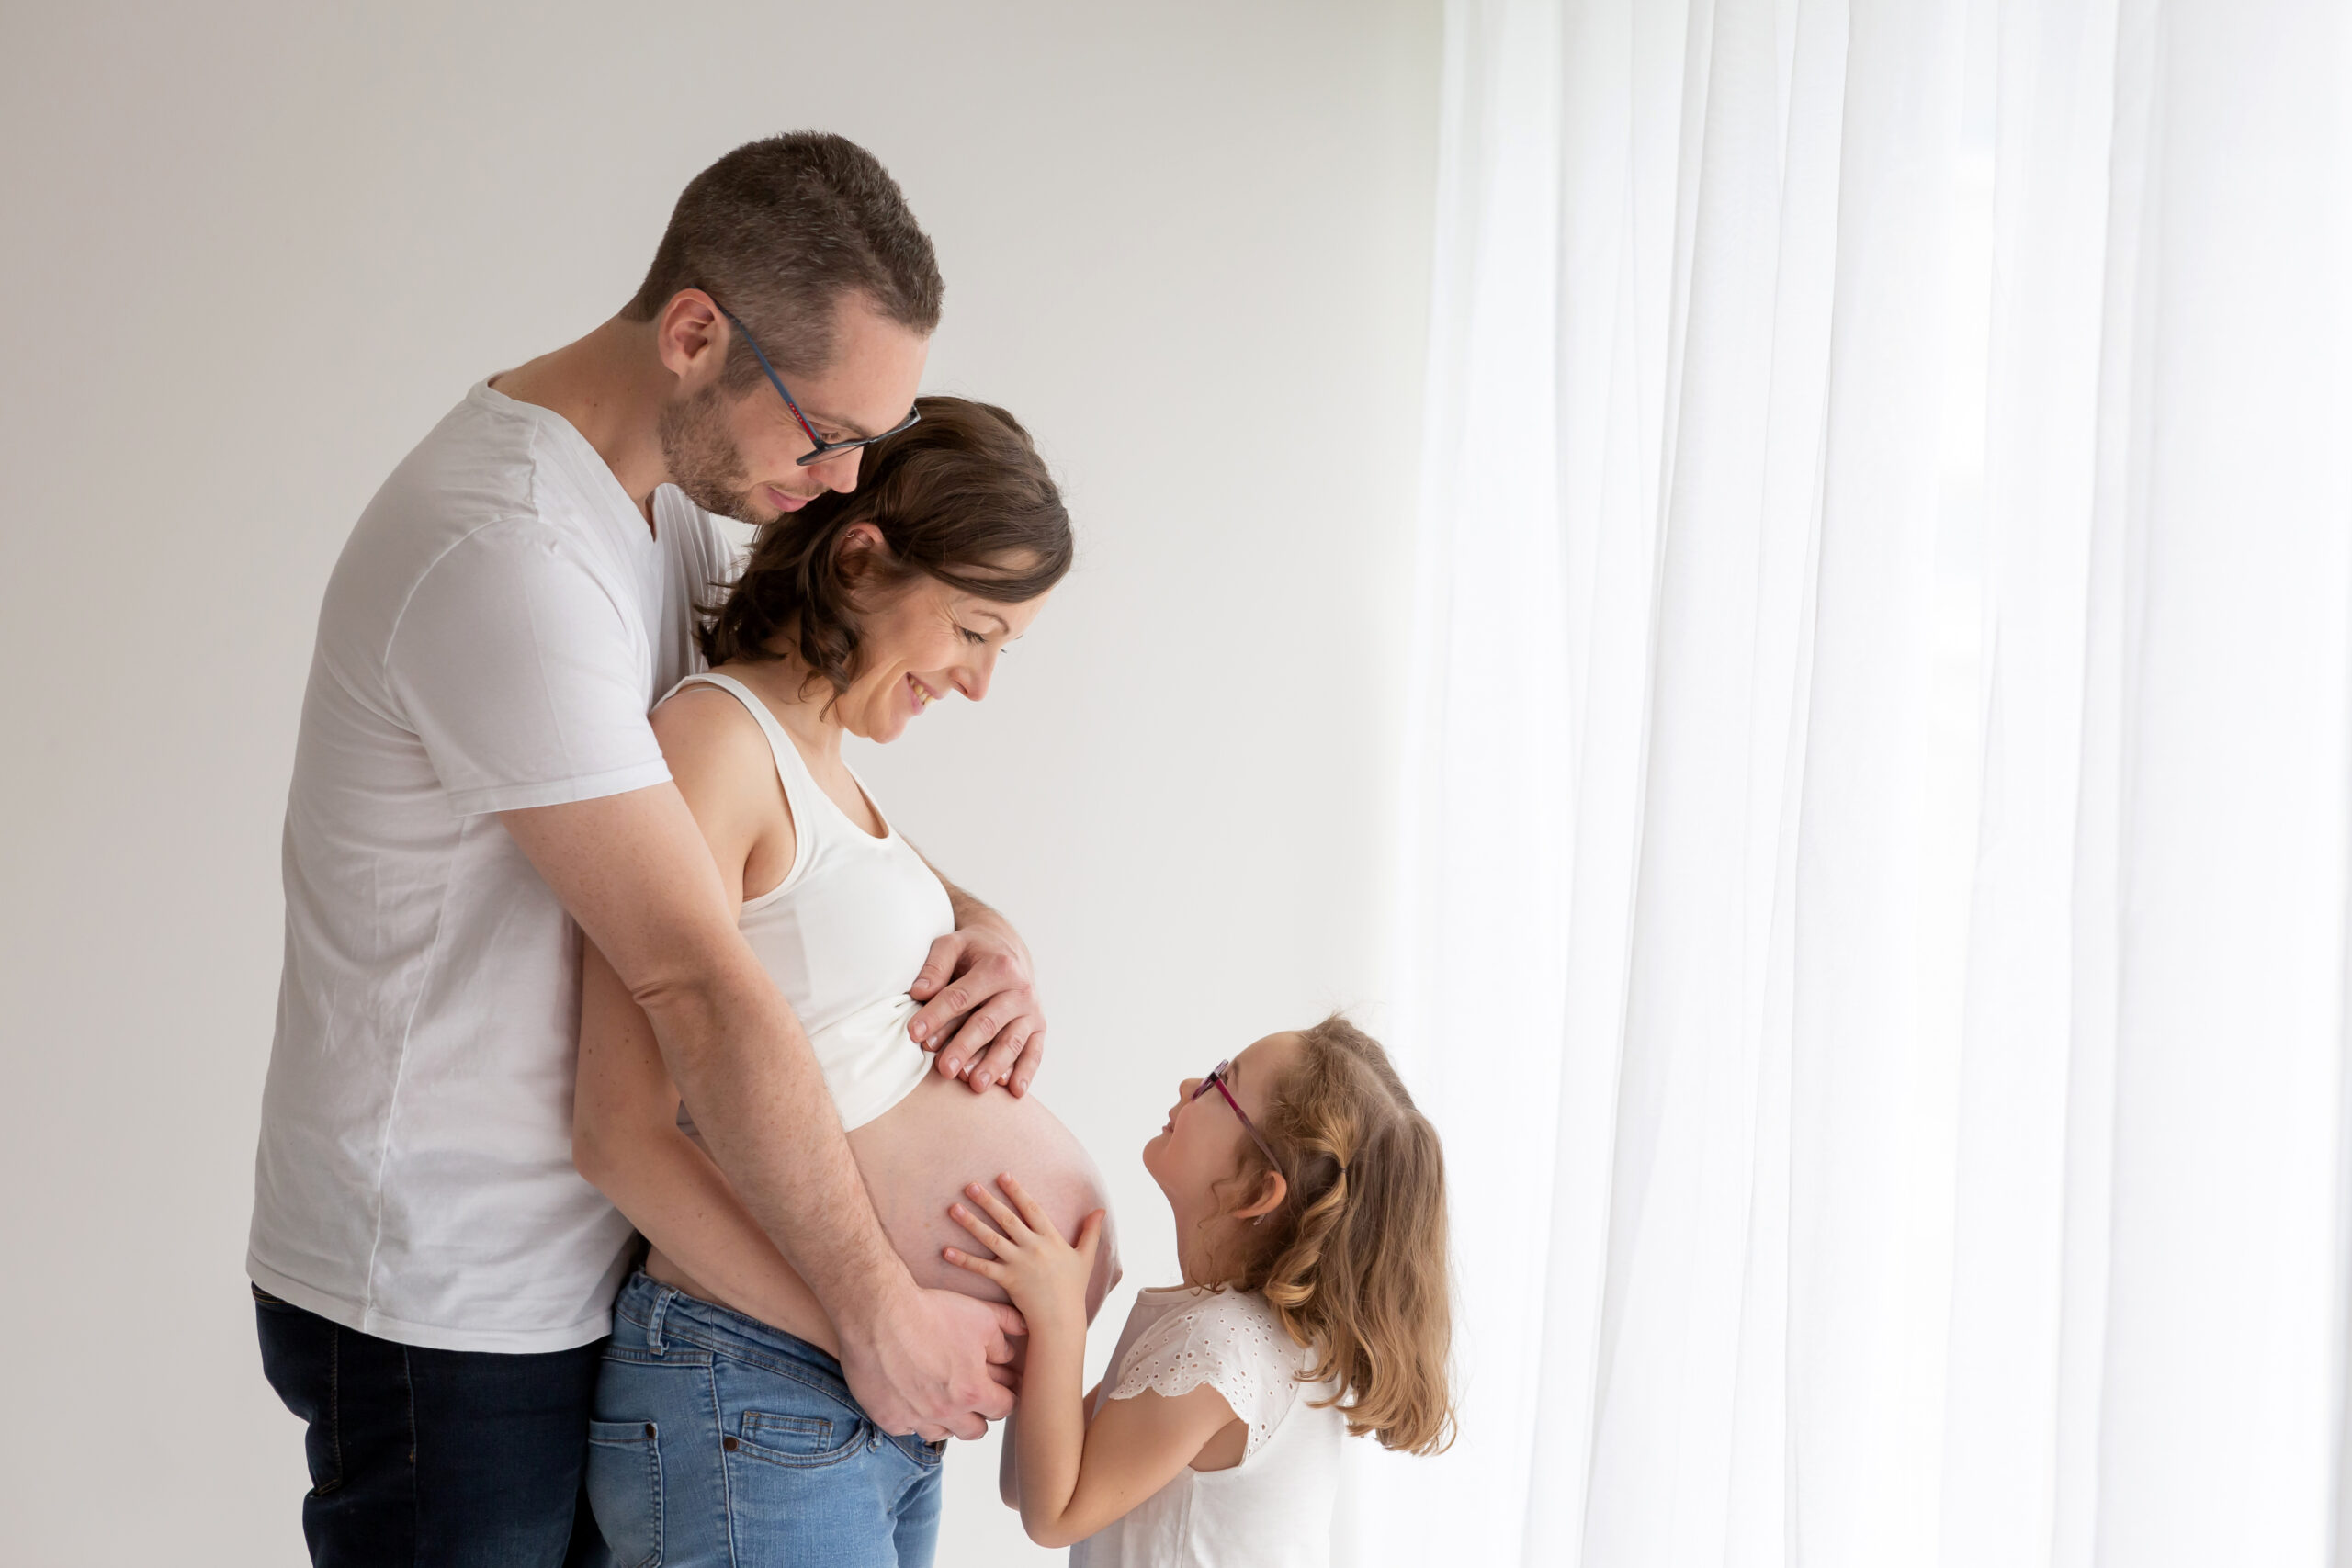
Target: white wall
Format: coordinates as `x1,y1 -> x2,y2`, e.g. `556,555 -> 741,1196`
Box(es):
0,2 -> 1438,1562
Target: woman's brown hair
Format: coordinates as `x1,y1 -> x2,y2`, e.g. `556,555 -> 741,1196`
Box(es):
1224,1016 -> 1456,1456
700,395 -> 1073,686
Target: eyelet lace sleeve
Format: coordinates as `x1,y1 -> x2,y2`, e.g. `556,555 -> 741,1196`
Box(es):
1103,1289 -> 1306,1461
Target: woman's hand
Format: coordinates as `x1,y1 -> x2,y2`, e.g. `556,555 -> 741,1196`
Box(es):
908,917 -> 1047,1095
944,1174 -> 1104,1331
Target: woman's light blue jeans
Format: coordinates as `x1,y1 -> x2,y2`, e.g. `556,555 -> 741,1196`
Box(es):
587,1271 -> 944,1568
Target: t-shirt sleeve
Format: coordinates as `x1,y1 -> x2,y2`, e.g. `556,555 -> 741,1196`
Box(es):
385,522 -> 671,816
1105,1292 -> 1305,1460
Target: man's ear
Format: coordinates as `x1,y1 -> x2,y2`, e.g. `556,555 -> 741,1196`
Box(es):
655,289 -> 727,385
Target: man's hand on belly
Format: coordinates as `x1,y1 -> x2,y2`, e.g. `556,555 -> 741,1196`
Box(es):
840,1280 -> 1028,1442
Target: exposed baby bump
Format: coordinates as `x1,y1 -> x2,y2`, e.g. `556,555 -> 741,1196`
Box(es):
848,1069 -> 1121,1323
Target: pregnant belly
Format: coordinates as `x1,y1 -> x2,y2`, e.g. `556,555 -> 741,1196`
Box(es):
647,1070 -> 1120,1354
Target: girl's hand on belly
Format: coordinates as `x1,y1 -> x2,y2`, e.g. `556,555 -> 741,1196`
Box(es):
850,1071 -> 1121,1320
942,1174 -> 1105,1336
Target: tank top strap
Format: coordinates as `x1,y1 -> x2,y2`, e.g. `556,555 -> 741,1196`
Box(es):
662,671 -> 832,845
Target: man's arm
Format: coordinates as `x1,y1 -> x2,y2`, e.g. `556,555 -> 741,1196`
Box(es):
906,854 -> 1050,1097
572,937 -> 839,1351
503,784 -> 1018,1439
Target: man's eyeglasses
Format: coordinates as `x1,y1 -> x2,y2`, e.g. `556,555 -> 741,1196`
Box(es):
1193,1059 -> 1282,1173
707,297 -> 919,468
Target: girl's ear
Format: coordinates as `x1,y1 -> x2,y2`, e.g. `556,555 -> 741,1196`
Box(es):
1234,1169 -> 1288,1226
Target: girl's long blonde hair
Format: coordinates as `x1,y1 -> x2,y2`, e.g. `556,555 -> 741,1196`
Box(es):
1224,1016 -> 1455,1455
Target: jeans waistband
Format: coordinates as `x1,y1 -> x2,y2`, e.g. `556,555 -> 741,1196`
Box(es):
614,1270 -> 845,1382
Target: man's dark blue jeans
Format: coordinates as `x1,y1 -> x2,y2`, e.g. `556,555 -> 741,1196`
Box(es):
254,1283 -> 611,1567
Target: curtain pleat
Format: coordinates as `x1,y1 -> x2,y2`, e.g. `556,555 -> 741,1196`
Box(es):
1364,1 -> 2352,1564
1941,1 -> 2118,1562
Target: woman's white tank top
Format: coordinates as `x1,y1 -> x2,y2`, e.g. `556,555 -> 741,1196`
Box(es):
663,671 -> 948,1131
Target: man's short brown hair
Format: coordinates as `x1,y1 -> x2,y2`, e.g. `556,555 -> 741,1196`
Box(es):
624,131 -> 943,384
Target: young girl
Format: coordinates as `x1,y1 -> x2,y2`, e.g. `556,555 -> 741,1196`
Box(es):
944,1016 -> 1453,1565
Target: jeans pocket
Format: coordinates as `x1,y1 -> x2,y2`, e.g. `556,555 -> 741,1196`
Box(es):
734,1409 -> 869,1469
586,1419 -> 663,1568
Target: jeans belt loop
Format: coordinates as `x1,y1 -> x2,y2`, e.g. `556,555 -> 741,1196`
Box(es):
646,1285 -> 673,1355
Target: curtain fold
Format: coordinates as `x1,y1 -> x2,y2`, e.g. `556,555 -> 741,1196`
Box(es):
1365,2 -> 2352,1564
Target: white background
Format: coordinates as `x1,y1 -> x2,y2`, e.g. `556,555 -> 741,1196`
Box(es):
0,4 -> 1441,1562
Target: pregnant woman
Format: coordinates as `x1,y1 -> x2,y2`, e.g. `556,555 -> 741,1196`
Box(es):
571,397 -> 1117,1567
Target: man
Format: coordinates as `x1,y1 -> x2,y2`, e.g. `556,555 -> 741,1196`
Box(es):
248,132 -> 1045,1564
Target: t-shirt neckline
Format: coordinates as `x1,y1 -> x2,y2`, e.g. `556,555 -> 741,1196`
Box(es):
473,378 -> 657,549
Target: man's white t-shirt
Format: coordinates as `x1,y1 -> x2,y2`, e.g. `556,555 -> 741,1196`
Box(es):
248,382 -> 734,1353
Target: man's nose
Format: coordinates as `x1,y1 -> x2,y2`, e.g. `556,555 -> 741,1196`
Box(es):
812,447 -> 862,492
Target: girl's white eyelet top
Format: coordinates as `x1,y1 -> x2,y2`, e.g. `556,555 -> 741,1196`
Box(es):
1071,1284 -> 1346,1568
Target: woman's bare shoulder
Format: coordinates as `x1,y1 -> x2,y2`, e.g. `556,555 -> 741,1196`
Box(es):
650,681 -> 783,821
652,681 -> 765,763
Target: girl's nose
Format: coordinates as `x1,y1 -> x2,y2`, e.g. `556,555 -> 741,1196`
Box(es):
1179,1077 -> 1202,1100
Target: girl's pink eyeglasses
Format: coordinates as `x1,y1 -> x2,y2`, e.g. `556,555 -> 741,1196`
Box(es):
1193,1059 -> 1281,1172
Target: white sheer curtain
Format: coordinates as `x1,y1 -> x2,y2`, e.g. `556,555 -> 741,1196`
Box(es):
1348,3 -> 2352,1565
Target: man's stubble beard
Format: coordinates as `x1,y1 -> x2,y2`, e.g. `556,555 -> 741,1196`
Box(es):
658,383 -> 767,525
